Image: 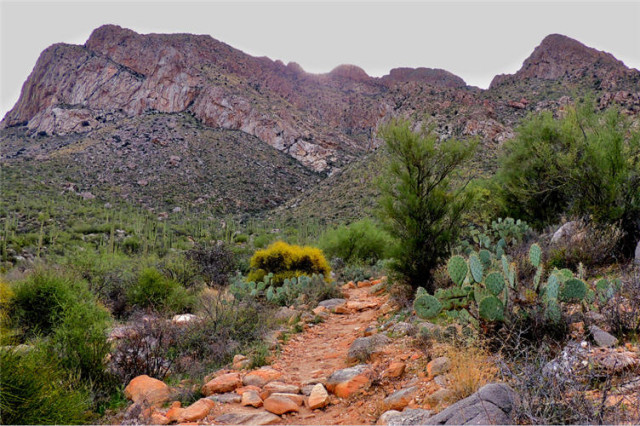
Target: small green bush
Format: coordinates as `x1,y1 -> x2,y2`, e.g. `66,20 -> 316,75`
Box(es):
0,347 -> 91,425
10,269 -> 90,337
127,267 -> 193,312
318,218 -> 393,265
247,241 -> 331,285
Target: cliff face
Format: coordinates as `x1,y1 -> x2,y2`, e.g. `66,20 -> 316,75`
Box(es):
3,27 -> 639,174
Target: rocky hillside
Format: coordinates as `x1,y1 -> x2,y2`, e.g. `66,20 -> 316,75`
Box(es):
2,27 -> 639,214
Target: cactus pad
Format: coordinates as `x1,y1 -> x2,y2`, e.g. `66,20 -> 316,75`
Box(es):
414,294 -> 442,319
485,272 -> 505,296
529,243 -> 542,267
479,295 -> 505,321
478,249 -> 492,267
447,255 -> 468,286
469,254 -> 484,283
559,278 -> 587,302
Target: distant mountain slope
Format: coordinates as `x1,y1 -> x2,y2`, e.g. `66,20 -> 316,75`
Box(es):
2,28 -> 639,218
1,113 -> 320,213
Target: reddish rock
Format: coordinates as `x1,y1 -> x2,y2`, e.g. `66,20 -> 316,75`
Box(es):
427,357 -> 450,377
384,362 -> 406,378
270,392 -> 304,406
201,372 -> 242,395
326,365 -> 373,398
382,386 -> 418,411
178,398 -> 215,422
124,375 -> 171,406
263,395 -> 300,415
235,385 -> 262,395
263,381 -> 300,395
241,390 -> 263,407
307,383 -> 329,409
243,367 -> 282,387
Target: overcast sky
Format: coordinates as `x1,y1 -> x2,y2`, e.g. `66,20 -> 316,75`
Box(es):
1,1 -> 639,119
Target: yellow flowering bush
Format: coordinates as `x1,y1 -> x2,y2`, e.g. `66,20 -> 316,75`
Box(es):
247,241 -> 331,284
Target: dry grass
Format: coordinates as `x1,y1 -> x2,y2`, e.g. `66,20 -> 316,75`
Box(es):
437,343 -> 499,403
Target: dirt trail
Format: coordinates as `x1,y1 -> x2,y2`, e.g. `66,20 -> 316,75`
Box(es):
209,285 -> 397,425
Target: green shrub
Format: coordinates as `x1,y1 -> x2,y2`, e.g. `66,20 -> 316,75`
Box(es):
10,269 -> 90,337
127,267 -> 193,312
0,347 -> 91,425
318,218 -> 393,265
253,233 -> 274,249
247,241 -> 331,285
50,298 -> 112,383
377,120 -> 477,293
497,101 -> 640,255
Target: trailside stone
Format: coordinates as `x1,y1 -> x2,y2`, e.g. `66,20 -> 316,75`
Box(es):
384,362 -> 406,379
271,392 -> 304,406
347,334 -> 391,363
318,298 -> 346,311
124,375 -> 171,406
215,411 -> 281,425
326,364 -> 373,398
589,325 -> 618,347
243,367 -> 282,387
241,390 -> 263,407
427,357 -> 450,377
378,408 -> 433,425
263,395 -> 300,414
307,383 -> 329,409
201,372 -> 242,395
208,392 -> 241,404
424,383 -> 517,425
178,398 -> 215,422
233,354 -> 251,370
382,386 -> 418,411
263,381 -> 300,395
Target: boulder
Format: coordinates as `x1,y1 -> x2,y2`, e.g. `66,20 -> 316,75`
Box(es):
382,386 -> 418,410
318,298 -> 346,311
124,375 -> 171,406
215,411 -> 281,425
347,334 -> 391,363
425,388 -> 452,406
263,395 -> 300,414
171,313 -> 198,324
551,221 -> 581,245
424,383 -> 517,425
378,408 -> 433,425
207,393 -> 241,404
263,381 -> 300,395
233,354 -> 251,370
326,364 -> 373,398
589,325 -> 618,347
307,383 -> 329,409
201,372 -> 242,395
243,367 -> 282,387
241,390 -> 263,407
384,362 -> 406,379
177,398 -> 215,422
270,392 -> 304,406
427,357 -> 450,377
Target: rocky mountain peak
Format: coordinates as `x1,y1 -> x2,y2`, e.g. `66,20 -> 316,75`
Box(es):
490,33 -> 632,88
327,64 -> 371,82
382,67 -> 466,88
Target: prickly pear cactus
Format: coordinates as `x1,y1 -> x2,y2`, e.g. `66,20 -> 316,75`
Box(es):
478,295 -> 505,321
447,255 -> 468,286
485,272 -> 505,296
559,278 -> 587,302
414,294 -> 442,319
529,243 -> 542,268
416,287 -> 427,297
478,249 -> 492,268
469,254 -> 484,283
